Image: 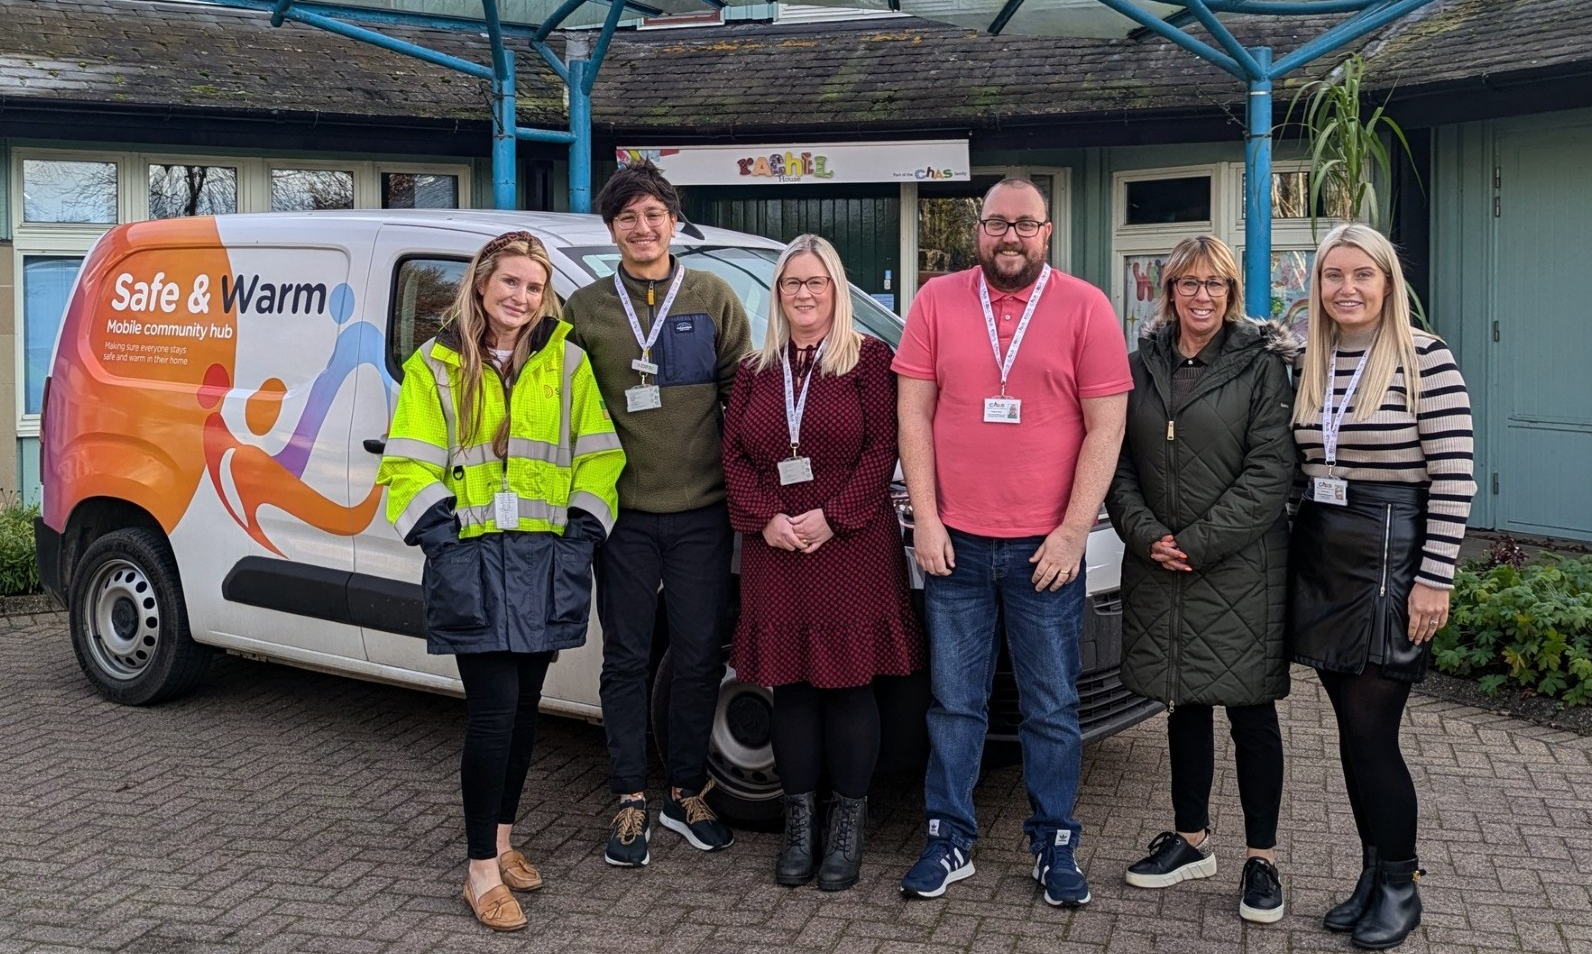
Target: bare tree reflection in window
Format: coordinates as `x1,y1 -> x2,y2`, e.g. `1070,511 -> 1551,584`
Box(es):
382,173 -> 459,209
22,159 -> 117,223
272,169 -> 355,211
149,164 -> 238,219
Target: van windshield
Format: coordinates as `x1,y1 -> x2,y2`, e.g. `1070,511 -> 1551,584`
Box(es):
561,245 -> 902,348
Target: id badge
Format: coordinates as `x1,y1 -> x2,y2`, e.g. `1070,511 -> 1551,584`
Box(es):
983,396 -> 1022,424
778,456 -> 814,486
625,384 -> 662,412
493,491 -> 520,528
1310,476 -> 1349,506
631,358 -> 659,375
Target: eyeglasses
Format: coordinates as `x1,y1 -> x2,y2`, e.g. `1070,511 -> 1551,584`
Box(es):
778,276 -> 832,295
978,218 -> 1046,238
1172,278 -> 1231,297
613,208 -> 672,230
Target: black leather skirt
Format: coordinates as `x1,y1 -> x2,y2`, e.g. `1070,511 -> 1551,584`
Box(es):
1287,481 -> 1431,683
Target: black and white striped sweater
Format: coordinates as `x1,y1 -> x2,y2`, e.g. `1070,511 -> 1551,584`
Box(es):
1294,330 -> 1477,588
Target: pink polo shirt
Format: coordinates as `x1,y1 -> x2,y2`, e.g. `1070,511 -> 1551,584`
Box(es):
892,266 -> 1132,538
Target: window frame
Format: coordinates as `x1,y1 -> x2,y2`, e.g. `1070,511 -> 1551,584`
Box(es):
385,253 -> 471,380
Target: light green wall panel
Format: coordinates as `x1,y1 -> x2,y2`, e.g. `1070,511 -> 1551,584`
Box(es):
18,438 -> 41,508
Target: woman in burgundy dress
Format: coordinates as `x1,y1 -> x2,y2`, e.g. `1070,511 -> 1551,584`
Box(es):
724,234 -> 924,892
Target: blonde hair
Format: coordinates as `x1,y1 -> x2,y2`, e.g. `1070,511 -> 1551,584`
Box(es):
754,234 -> 861,377
1147,235 -> 1245,332
450,231 -> 562,458
1293,222 -> 1422,426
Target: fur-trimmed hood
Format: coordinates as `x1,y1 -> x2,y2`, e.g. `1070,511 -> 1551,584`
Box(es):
1139,314 -> 1302,364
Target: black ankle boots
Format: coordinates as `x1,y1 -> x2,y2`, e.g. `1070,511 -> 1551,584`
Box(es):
1351,857 -> 1424,950
776,792 -> 818,886
1324,845 -> 1379,932
817,795 -> 867,891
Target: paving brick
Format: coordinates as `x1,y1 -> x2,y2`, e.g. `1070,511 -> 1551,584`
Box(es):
5,611 -> 1592,953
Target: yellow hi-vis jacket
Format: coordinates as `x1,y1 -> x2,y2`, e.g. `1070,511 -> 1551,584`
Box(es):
379,321 -> 624,541
376,320 -> 624,654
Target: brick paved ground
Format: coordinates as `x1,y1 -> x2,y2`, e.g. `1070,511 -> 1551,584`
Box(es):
3,610 -> 1589,954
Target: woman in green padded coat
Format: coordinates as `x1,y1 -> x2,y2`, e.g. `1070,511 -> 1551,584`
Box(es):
1105,235 -> 1299,925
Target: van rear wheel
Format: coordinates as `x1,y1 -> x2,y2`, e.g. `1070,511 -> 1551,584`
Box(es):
650,647 -> 784,831
69,528 -> 210,705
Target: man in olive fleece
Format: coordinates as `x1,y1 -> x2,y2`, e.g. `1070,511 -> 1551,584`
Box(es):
562,160 -> 751,867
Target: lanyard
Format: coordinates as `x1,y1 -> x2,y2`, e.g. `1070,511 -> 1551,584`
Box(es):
978,264 -> 1051,396
1321,346 -> 1371,470
782,339 -> 826,455
614,264 -> 686,367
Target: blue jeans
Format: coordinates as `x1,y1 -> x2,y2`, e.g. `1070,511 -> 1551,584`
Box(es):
922,527 -> 1085,855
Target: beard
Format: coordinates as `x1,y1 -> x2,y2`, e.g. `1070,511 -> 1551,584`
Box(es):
979,245 -> 1046,293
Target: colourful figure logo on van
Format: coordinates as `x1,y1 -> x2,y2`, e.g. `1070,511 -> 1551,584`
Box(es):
198,303 -> 386,557
45,218 -> 386,554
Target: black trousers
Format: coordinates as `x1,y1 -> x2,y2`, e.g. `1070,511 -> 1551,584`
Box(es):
1167,702 -> 1284,849
455,651 -> 555,861
596,503 -> 732,795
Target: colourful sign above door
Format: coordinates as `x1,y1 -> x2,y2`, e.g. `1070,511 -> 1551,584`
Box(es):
616,140 -> 971,186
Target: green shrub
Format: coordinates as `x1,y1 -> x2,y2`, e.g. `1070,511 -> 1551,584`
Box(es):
1434,554 -> 1592,707
0,501 -> 42,596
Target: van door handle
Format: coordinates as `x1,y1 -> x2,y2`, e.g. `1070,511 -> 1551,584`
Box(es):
363,438 -> 387,455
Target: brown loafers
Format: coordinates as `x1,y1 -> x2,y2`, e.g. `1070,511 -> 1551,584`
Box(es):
463,880 -> 527,932
499,850 -> 544,891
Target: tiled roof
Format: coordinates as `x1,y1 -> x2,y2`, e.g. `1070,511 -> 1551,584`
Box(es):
1361,0 -> 1592,87
589,15 -> 1350,135
0,0 -> 564,124
3,0 -> 1589,138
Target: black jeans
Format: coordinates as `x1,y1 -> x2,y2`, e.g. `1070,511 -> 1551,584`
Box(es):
1167,702 -> 1284,849
455,651 -> 555,860
596,503 -> 732,795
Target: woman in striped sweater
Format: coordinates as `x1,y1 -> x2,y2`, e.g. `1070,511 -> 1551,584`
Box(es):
1287,223 -> 1475,951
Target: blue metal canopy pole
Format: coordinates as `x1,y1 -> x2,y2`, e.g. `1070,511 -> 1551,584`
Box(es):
1244,46 -> 1274,316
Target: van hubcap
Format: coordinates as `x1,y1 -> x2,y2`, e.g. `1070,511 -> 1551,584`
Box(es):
82,559 -> 161,680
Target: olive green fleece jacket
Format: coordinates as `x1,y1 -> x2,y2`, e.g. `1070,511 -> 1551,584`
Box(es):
563,261 -> 751,514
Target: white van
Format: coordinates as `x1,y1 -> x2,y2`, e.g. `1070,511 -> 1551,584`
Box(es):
35,210 -> 1153,825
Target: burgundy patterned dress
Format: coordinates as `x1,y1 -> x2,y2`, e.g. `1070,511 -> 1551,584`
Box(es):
724,334 -> 924,689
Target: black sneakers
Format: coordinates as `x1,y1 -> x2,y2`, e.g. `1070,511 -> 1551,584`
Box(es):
1125,831 -> 1217,888
659,780 -> 735,851
604,797 -> 651,867
1239,857 -> 1286,924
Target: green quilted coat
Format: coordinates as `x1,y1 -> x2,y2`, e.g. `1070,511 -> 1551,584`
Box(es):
1105,317 -> 1299,708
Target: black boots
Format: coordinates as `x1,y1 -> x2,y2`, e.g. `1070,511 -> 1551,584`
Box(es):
817,794 -> 867,891
1351,858 -> 1424,950
1324,845 -> 1379,932
776,792 -> 818,886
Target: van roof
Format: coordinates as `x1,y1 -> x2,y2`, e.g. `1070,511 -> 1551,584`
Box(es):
204,209 -> 786,251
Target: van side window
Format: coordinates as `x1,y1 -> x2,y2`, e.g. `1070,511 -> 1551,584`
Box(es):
390,257 -> 468,373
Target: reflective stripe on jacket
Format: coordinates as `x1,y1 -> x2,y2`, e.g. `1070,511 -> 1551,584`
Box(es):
377,321 -> 624,542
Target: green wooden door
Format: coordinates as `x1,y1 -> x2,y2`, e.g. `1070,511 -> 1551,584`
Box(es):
1493,119 -> 1592,540
684,186 -> 901,311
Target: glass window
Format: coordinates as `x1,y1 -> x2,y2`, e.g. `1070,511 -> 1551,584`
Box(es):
917,175 -> 1002,287
382,173 -> 459,209
562,245 -> 902,348
22,159 -> 117,224
389,257 -> 468,371
1124,176 -> 1212,225
1242,171 -> 1352,220
271,169 -> 354,211
23,256 -> 83,414
148,164 -> 238,218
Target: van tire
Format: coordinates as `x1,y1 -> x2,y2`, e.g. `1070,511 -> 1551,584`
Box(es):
650,647 -> 783,831
69,528 -> 210,706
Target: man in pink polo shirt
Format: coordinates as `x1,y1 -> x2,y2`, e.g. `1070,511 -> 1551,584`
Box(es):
894,178 -> 1131,907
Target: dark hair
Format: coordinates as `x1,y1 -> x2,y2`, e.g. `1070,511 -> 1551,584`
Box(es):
596,159 -> 682,224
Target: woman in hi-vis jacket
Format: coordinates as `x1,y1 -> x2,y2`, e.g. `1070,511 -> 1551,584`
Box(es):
378,231 -> 624,932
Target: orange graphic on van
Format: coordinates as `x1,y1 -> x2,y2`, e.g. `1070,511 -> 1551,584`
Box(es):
44,217 -> 384,554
